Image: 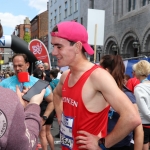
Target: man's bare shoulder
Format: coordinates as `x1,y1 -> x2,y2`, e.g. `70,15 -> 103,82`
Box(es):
90,67 -> 111,80
60,69 -> 70,84
89,67 -> 118,90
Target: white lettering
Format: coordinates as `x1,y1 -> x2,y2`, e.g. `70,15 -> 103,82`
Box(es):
32,43 -> 42,54
62,97 -> 78,107
0,39 -> 5,46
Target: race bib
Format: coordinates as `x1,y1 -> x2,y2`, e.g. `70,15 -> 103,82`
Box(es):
60,113 -> 74,149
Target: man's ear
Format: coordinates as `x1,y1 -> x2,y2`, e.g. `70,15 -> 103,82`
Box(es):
75,41 -> 82,53
26,62 -> 30,70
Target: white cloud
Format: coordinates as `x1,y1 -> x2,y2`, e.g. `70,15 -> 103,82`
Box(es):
28,0 -> 48,13
0,13 -> 26,34
0,0 -> 48,35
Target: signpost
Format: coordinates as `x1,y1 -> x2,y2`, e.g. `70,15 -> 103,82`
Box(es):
29,39 -> 51,68
87,9 -> 105,63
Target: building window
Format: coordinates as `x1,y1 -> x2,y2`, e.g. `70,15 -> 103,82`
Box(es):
74,18 -> 78,22
128,0 -> 136,11
70,0 -> 72,15
142,0 -> 150,6
65,1 -> 68,18
25,28 -> 29,32
133,0 -> 136,10
59,6 -> 61,21
55,9 -> 57,16
128,0 -> 132,11
81,17 -> 83,24
89,0 -> 94,9
50,0 -> 52,6
143,0 -> 146,6
54,10 -> 57,25
50,19 -> 52,27
75,0 -> 78,12
54,16 -> 57,25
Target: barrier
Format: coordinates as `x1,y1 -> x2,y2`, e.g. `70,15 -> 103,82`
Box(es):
0,35 -> 38,73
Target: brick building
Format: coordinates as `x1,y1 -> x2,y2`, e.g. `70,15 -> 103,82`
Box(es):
30,10 -> 48,48
13,17 -> 31,40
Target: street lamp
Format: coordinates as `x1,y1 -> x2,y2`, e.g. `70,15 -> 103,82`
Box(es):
132,38 -> 140,56
111,44 -> 118,55
96,46 -> 102,62
132,38 -> 140,49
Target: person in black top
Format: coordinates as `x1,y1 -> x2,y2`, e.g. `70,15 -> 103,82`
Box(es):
35,60 -> 52,82
33,68 -> 55,150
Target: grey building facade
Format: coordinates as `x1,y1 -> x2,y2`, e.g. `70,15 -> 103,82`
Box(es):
48,0 -> 150,67
101,0 -> 150,58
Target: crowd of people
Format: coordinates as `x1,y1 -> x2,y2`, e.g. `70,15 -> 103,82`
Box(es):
0,71 -> 15,81
1,20 -> 150,150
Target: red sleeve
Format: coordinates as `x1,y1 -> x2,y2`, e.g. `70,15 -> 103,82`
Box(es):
126,79 -> 134,93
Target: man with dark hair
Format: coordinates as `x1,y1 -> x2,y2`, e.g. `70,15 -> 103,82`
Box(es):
51,21 -> 141,150
0,53 -> 54,122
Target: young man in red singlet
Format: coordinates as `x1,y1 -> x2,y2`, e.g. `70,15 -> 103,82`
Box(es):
50,21 -> 141,150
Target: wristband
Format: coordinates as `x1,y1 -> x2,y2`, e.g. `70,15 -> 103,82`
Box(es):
98,138 -> 106,150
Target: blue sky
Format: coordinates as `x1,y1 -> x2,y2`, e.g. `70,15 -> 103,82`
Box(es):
0,0 -> 48,35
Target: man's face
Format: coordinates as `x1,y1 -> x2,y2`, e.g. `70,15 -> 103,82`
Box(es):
51,36 -> 76,67
13,55 -> 29,76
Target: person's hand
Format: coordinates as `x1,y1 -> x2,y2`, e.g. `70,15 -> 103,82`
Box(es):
41,118 -> 46,126
76,130 -> 101,150
29,89 -> 46,105
43,72 -> 46,77
16,85 -> 29,108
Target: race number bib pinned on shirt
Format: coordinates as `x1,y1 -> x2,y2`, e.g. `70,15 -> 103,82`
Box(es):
60,113 -> 74,149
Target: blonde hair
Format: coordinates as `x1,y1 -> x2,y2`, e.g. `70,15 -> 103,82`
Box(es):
134,60 -> 150,77
44,62 -> 49,70
132,64 -> 136,71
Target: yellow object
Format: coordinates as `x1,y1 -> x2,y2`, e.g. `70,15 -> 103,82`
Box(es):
0,60 -> 4,65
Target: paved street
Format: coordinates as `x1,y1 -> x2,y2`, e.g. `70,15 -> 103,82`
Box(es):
51,118 -> 61,150
38,117 -> 61,150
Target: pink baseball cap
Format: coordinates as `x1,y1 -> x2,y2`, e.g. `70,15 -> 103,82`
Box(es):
50,21 -> 94,55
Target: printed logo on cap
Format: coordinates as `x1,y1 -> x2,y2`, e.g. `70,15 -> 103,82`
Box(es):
0,110 -> 7,138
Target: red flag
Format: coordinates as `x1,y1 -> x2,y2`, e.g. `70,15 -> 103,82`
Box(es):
28,39 -> 51,67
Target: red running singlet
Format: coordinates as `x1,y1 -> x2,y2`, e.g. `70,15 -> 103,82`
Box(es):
60,65 -> 110,150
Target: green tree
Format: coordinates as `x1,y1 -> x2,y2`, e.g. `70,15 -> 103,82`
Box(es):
23,32 -> 31,43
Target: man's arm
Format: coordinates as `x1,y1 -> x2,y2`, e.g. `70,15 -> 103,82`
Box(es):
76,68 -> 141,149
53,71 -> 68,124
93,68 -> 141,148
43,85 -> 54,117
